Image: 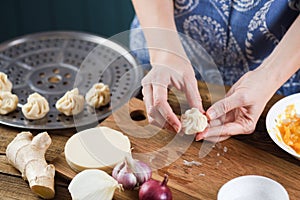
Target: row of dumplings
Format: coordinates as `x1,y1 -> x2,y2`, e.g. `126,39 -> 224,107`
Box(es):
0,72 -> 111,120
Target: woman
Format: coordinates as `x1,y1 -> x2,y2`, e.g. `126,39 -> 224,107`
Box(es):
129,0 -> 300,142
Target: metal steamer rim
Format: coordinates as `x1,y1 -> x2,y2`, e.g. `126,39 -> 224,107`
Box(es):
0,31 -> 143,130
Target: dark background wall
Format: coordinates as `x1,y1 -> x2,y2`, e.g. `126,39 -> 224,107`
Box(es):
0,0 -> 135,43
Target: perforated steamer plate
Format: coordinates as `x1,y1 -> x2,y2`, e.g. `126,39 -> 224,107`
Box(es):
0,31 -> 143,130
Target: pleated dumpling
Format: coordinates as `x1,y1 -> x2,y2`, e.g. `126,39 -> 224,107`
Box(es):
0,72 -> 13,92
56,88 -> 84,116
22,93 -> 49,120
85,83 -> 110,108
181,108 -> 208,135
0,91 -> 18,115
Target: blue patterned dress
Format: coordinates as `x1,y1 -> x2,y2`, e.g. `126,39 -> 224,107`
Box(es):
129,0 -> 300,95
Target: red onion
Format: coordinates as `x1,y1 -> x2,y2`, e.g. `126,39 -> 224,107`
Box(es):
139,174 -> 172,200
112,154 -> 152,190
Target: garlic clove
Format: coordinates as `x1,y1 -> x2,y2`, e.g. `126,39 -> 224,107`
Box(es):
114,163 -> 137,190
116,170 -> 137,190
112,161 -> 125,178
125,154 -> 152,185
133,160 -> 152,185
68,169 -> 122,200
112,154 -> 152,190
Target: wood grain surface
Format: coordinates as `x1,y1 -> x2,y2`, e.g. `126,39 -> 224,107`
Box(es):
0,82 -> 299,200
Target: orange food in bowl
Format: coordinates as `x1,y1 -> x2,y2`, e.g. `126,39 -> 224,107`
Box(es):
277,104 -> 300,154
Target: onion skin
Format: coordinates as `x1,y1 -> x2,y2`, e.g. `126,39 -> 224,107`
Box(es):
139,175 -> 172,200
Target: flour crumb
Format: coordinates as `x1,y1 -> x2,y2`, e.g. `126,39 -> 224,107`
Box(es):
183,159 -> 202,167
223,146 -> 228,153
216,160 -> 223,167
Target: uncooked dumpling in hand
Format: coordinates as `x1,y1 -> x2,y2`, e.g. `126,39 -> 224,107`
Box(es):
0,91 -> 18,115
0,72 -> 13,92
85,83 -> 110,108
56,88 -> 84,116
22,93 -> 49,120
181,108 -> 208,135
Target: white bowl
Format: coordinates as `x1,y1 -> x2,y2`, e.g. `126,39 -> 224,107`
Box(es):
266,93 -> 300,159
218,175 -> 289,200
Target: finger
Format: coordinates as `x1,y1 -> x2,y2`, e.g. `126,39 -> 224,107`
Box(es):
148,110 -> 176,132
202,122 -> 248,138
195,128 -> 208,141
184,79 -> 204,113
153,85 -> 181,133
195,115 -> 231,140
208,113 -> 233,127
208,118 -> 223,127
206,93 -> 244,120
152,117 -> 177,133
143,84 -> 176,130
157,102 -> 181,133
164,122 -> 178,133
143,85 -> 166,128
148,116 -> 164,129
142,85 -> 154,118
202,135 -> 231,143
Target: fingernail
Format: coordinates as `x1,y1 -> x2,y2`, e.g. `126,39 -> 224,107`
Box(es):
195,134 -> 203,141
174,125 -> 181,133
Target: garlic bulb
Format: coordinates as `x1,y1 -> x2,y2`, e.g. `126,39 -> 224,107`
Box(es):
68,169 -> 122,200
112,154 -> 152,190
181,108 -> 208,135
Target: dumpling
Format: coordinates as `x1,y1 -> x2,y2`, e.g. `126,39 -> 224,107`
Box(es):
0,72 -> 13,92
22,93 -> 49,120
85,83 -> 110,108
181,108 -> 208,135
56,88 -> 84,116
0,91 -> 18,115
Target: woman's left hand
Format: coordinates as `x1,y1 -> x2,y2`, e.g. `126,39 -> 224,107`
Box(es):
195,16 -> 300,142
196,68 -> 276,142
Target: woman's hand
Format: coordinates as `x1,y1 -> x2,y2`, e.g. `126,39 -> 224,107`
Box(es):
196,68 -> 276,142
196,16 -> 300,142
132,0 -> 205,133
142,53 -> 204,133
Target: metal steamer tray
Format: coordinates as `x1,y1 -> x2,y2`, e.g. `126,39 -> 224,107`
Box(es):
0,31 -> 143,130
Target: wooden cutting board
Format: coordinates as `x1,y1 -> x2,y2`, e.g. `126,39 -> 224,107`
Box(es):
52,98 -> 300,200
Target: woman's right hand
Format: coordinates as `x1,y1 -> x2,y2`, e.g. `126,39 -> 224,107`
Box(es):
142,53 -> 204,133
132,0 -> 203,133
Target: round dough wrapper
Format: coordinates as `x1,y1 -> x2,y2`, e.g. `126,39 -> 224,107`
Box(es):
65,127 -> 131,172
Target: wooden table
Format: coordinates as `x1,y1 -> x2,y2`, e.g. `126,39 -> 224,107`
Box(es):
0,82 -> 300,200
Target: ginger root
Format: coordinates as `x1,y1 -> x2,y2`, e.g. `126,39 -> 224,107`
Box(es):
6,131 -> 55,199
